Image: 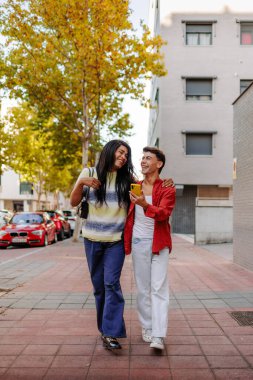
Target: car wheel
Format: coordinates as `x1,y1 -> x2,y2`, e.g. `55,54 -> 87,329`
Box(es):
57,228 -> 64,241
43,234 -> 48,246
0,246 -> 7,250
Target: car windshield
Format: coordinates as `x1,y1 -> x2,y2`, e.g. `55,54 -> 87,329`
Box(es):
11,214 -> 43,224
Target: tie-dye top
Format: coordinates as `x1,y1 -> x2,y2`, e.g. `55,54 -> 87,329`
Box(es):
78,168 -> 127,242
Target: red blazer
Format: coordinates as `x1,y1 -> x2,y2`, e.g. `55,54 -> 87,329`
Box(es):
124,178 -> 176,255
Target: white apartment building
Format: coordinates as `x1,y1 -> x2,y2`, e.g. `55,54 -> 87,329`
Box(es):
0,170 -> 67,212
148,2 -> 253,243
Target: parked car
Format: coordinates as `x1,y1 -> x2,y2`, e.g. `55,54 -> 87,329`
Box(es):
38,210 -> 71,240
62,209 -> 76,236
0,212 -> 57,249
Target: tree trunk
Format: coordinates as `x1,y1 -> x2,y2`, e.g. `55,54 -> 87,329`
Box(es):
72,215 -> 82,242
72,138 -> 89,242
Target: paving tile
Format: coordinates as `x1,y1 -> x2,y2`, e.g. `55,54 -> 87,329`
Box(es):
22,344 -> 59,355
229,335 -> 253,345
206,355 -> 249,368
187,320 -> 218,328
166,335 -> 198,345
223,326 -> 253,335
201,300 -> 229,308
130,355 -> 170,369
201,344 -> 240,356
7,327 -> 41,336
168,327 -> 193,336
197,335 -> 231,345
166,344 -> 202,356
0,344 -> 25,355
168,355 -> 209,369
185,314 -> 213,321
11,355 -> 54,368
171,369 -> 215,380
3,368 -> 48,379
129,368 -> 172,379
51,355 -> 91,368
214,368 -> 253,379
245,356 -> 253,366
0,356 -> 16,368
237,345 -> 253,355
0,368 -> 7,376
58,303 -> 83,309
192,327 -> 224,336
44,368 -> 89,380
61,336 -> 97,345
90,356 -> 129,369
58,344 -> 94,356
169,320 -> 190,328
86,369 -> 129,380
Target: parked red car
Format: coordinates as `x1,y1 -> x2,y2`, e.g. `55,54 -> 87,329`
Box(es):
38,210 -> 71,241
0,212 -> 57,249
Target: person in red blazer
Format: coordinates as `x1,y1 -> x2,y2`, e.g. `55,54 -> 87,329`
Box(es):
124,146 -> 176,350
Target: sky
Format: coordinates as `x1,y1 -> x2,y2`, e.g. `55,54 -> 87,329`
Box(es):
125,0 -> 150,174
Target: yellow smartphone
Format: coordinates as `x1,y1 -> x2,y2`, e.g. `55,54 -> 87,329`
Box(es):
130,183 -> 142,196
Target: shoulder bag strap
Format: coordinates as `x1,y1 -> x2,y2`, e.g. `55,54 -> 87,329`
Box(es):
85,167 -> 94,200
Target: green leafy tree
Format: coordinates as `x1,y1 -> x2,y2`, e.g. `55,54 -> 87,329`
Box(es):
0,0 -> 166,165
3,103 -> 77,206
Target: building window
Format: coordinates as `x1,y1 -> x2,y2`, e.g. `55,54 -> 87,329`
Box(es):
155,138 -> 159,147
241,23 -> 253,45
186,23 -> 212,45
185,133 -> 213,155
155,88 -> 159,104
240,79 -> 253,93
20,181 -> 33,195
186,79 -> 212,101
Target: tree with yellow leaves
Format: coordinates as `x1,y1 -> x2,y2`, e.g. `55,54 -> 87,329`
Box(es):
0,0 -> 166,164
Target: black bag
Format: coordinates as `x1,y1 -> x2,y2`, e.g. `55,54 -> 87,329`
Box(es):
77,167 -> 94,219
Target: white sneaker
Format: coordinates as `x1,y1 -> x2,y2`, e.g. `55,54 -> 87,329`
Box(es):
150,337 -> 164,350
142,328 -> 152,343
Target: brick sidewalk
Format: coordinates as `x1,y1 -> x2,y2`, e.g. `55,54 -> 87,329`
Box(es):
0,236 -> 253,379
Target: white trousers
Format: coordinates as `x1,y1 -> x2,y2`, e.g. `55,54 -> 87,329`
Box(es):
132,238 -> 169,337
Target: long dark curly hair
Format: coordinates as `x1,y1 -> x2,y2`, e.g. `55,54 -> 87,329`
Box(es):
95,140 -> 135,208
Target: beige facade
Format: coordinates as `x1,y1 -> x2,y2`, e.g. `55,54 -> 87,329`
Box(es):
149,5 -> 253,241
233,83 -> 253,271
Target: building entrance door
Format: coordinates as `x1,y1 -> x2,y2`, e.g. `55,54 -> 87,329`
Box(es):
172,185 -> 197,234
13,201 -> 24,212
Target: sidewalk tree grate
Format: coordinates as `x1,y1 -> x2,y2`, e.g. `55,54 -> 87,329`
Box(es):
229,311 -> 253,326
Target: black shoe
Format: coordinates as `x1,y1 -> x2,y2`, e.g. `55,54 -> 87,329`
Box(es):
101,335 -> 122,350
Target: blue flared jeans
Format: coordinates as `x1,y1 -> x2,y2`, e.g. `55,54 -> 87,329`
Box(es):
84,238 -> 126,338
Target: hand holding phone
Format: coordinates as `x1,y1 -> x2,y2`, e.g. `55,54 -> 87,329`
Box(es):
130,183 -> 142,197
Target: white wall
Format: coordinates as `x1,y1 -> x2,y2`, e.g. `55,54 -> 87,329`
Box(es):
195,201 -> 233,244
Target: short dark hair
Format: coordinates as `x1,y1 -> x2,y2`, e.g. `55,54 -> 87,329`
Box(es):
143,146 -> 166,173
